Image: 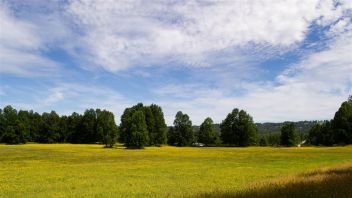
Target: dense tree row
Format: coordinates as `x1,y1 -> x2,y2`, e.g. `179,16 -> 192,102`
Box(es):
0,106 -> 118,147
167,108 -> 257,147
1,96 -> 351,148
308,96 -> 352,146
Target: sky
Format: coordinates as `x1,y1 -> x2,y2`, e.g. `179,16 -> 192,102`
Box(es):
0,0 -> 351,125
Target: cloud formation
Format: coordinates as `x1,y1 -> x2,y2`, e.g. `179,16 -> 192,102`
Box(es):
0,0 -> 351,125
66,0 -> 351,71
155,30 -> 352,124
0,1 -> 71,76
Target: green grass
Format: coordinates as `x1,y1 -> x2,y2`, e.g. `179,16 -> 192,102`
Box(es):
0,144 -> 351,197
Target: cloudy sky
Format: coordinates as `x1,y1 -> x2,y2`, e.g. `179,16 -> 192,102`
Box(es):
0,0 -> 351,125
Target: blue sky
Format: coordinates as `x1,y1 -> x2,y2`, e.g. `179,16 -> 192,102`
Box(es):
0,0 -> 351,125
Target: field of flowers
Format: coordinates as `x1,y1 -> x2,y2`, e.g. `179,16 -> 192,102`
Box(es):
0,144 -> 351,197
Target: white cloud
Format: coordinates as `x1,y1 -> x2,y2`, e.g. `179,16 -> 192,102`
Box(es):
39,83 -> 133,121
154,31 -> 352,125
66,0 -> 352,72
0,82 -> 133,123
1,0 -> 351,125
0,1 -> 70,77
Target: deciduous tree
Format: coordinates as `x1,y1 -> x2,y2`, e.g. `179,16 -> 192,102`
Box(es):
280,122 -> 296,147
198,117 -> 218,146
173,111 -> 194,146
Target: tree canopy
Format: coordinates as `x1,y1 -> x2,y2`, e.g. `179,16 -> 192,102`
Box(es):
309,96 -> 352,146
0,106 -> 118,147
2,95 -> 351,148
198,117 -> 218,146
119,103 -> 167,148
220,108 -> 257,146
280,122 -> 297,147
172,111 -> 194,146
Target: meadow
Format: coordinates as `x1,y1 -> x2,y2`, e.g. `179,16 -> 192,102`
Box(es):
0,144 -> 351,197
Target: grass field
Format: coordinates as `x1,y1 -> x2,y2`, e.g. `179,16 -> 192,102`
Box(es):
0,144 -> 351,197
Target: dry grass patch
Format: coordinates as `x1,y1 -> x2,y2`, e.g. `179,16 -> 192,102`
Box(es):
199,164 -> 352,198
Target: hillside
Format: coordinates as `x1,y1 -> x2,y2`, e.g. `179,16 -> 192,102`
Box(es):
190,121 -> 320,134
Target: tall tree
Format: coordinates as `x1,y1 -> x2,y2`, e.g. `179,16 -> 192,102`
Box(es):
59,115 -> 69,143
198,117 -> 218,146
120,103 -> 167,146
220,108 -> 257,146
308,123 -> 323,145
332,101 -> 352,144
80,109 -> 98,143
309,121 -> 335,146
96,110 -> 118,148
150,104 -> 167,146
173,111 -> 194,146
68,112 -> 82,143
167,127 -> 176,145
125,110 -> 149,148
1,106 -> 28,144
0,108 -> 4,141
119,103 -> 144,143
144,106 -> 155,145
17,110 -> 30,142
38,111 -> 60,143
280,122 -> 296,147
28,111 -> 41,142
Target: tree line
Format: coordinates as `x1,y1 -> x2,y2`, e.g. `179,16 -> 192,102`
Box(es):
308,96 -> 352,146
0,106 -> 118,147
0,104 -> 257,148
1,96 -> 351,148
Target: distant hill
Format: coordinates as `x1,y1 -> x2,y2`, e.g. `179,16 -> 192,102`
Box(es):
255,121 -> 321,134
191,121 -> 320,134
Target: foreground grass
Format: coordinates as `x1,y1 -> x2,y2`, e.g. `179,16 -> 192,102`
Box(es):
199,164 -> 352,198
0,144 -> 351,197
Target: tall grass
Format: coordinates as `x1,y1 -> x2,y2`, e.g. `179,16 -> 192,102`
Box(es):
0,144 -> 351,197
198,164 -> 352,198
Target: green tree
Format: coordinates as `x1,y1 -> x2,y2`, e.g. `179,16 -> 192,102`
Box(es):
308,123 -> 323,145
68,112 -> 82,143
144,106 -> 155,145
308,121 -> 336,146
332,101 -> 352,144
1,126 -> 18,144
167,127 -> 176,145
198,117 -> 218,146
150,104 -> 167,146
120,103 -> 167,146
119,103 -> 144,143
0,108 -> 4,141
1,106 -> 28,144
173,111 -> 194,146
220,108 -> 257,146
280,122 -> 296,147
309,96 -> 352,146
96,110 -> 118,148
17,110 -> 30,142
80,109 -> 98,143
28,111 -> 41,142
266,132 -> 281,146
125,110 -> 149,148
38,111 -> 61,143
258,136 -> 268,146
